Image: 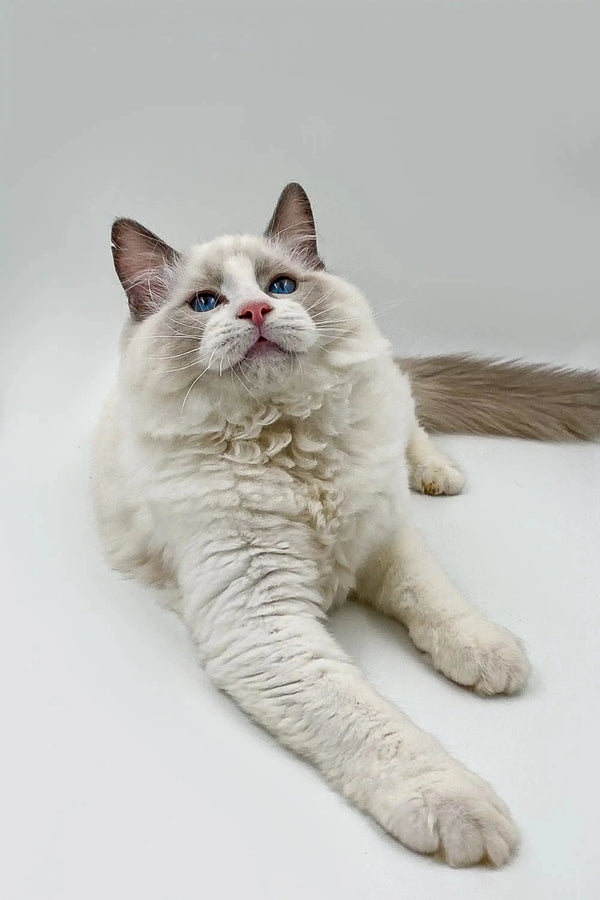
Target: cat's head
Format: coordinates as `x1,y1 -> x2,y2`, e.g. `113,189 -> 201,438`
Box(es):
112,183 -> 389,426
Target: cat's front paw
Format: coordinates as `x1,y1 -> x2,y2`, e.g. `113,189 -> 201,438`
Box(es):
410,616 -> 531,695
409,459 -> 466,496
384,765 -> 519,867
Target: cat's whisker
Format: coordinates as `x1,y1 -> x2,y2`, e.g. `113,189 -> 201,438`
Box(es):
314,327 -> 348,337
164,325 -> 202,340
301,282 -> 322,311
160,358 -> 202,375
179,346 -> 218,414
305,290 -> 336,314
164,312 -> 199,335
294,352 -> 305,383
315,343 -> 341,358
310,306 -> 344,317
314,326 -> 349,336
230,364 -> 263,406
314,320 -> 348,328
149,346 -> 202,360
160,329 -> 197,340
310,310 -> 346,323
371,303 -> 402,320
124,334 -> 202,342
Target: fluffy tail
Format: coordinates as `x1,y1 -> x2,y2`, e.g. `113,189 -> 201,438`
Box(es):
398,354 -> 600,441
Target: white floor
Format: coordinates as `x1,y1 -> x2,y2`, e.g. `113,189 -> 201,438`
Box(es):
2,357 -> 599,899
3,2 -> 600,898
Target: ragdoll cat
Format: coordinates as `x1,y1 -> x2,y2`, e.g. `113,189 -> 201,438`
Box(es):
93,183 -> 600,867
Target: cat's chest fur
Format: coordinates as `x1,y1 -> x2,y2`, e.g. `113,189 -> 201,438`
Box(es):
140,363 -> 413,609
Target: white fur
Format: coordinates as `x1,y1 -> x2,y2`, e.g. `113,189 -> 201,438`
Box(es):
407,425 -> 467,495
93,232 -> 530,867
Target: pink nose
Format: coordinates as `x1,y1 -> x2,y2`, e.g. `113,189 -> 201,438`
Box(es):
237,300 -> 273,327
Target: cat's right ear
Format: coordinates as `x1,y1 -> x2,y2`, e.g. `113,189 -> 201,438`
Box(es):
111,218 -> 181,321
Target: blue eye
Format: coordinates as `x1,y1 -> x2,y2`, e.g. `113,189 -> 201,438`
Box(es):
189,292 -> 221,312
268,276 -> 297,294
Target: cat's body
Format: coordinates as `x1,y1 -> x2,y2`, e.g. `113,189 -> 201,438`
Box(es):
93,185 -> 599,867
96,342 -> 411,607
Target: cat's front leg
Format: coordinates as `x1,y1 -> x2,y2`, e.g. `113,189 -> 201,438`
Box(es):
357,525 -> 531,695
407,424 -> 466,495
178,551 -> 519,866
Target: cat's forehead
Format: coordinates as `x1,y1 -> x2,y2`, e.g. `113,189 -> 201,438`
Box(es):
184,234 -> 292,285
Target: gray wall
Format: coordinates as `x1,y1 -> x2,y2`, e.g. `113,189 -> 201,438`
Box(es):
4,0 -> 599,394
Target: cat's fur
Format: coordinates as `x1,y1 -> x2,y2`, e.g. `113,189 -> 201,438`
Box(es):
93,183 -> 598,867
403,354 -> 600,443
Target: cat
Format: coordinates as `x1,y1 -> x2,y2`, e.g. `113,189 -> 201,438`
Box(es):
92,182 -> 600,867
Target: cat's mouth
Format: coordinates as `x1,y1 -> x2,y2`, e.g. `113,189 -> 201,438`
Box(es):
244,335 -> 284,359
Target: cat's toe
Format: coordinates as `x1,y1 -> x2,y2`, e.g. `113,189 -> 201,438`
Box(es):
411,617 -> 531,695
473,649 -> 531,696
468,625 -> 531,696
410,460 -> 466,496
389,767 -> 519,867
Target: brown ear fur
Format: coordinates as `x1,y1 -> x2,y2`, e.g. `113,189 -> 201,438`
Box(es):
264,183 -> 325,270
111,218 -> 181,320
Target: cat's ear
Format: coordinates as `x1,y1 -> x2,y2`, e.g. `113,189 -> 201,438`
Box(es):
111,218 -> 181,320
264,183 -> 325,270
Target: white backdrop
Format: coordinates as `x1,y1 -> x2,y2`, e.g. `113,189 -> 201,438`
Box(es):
2,2 -> 599,899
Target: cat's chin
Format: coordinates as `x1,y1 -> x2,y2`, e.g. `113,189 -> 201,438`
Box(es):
233,340 -> 300,389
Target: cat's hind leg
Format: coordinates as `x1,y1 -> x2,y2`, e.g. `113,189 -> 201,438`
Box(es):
407,424 -> 466,495
357,525 -> 531,695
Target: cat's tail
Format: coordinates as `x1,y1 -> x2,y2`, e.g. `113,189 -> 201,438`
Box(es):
398,354 -> 600,441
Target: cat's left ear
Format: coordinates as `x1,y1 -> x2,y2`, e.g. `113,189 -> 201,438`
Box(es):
111,218 -> 181,321
264,183 -> 325,270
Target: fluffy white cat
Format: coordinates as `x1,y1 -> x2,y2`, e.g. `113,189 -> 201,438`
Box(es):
93,183 -> 599,867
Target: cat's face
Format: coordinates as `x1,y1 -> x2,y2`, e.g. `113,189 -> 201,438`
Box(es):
112,183 -> 387,419
139,234 -> 328,388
